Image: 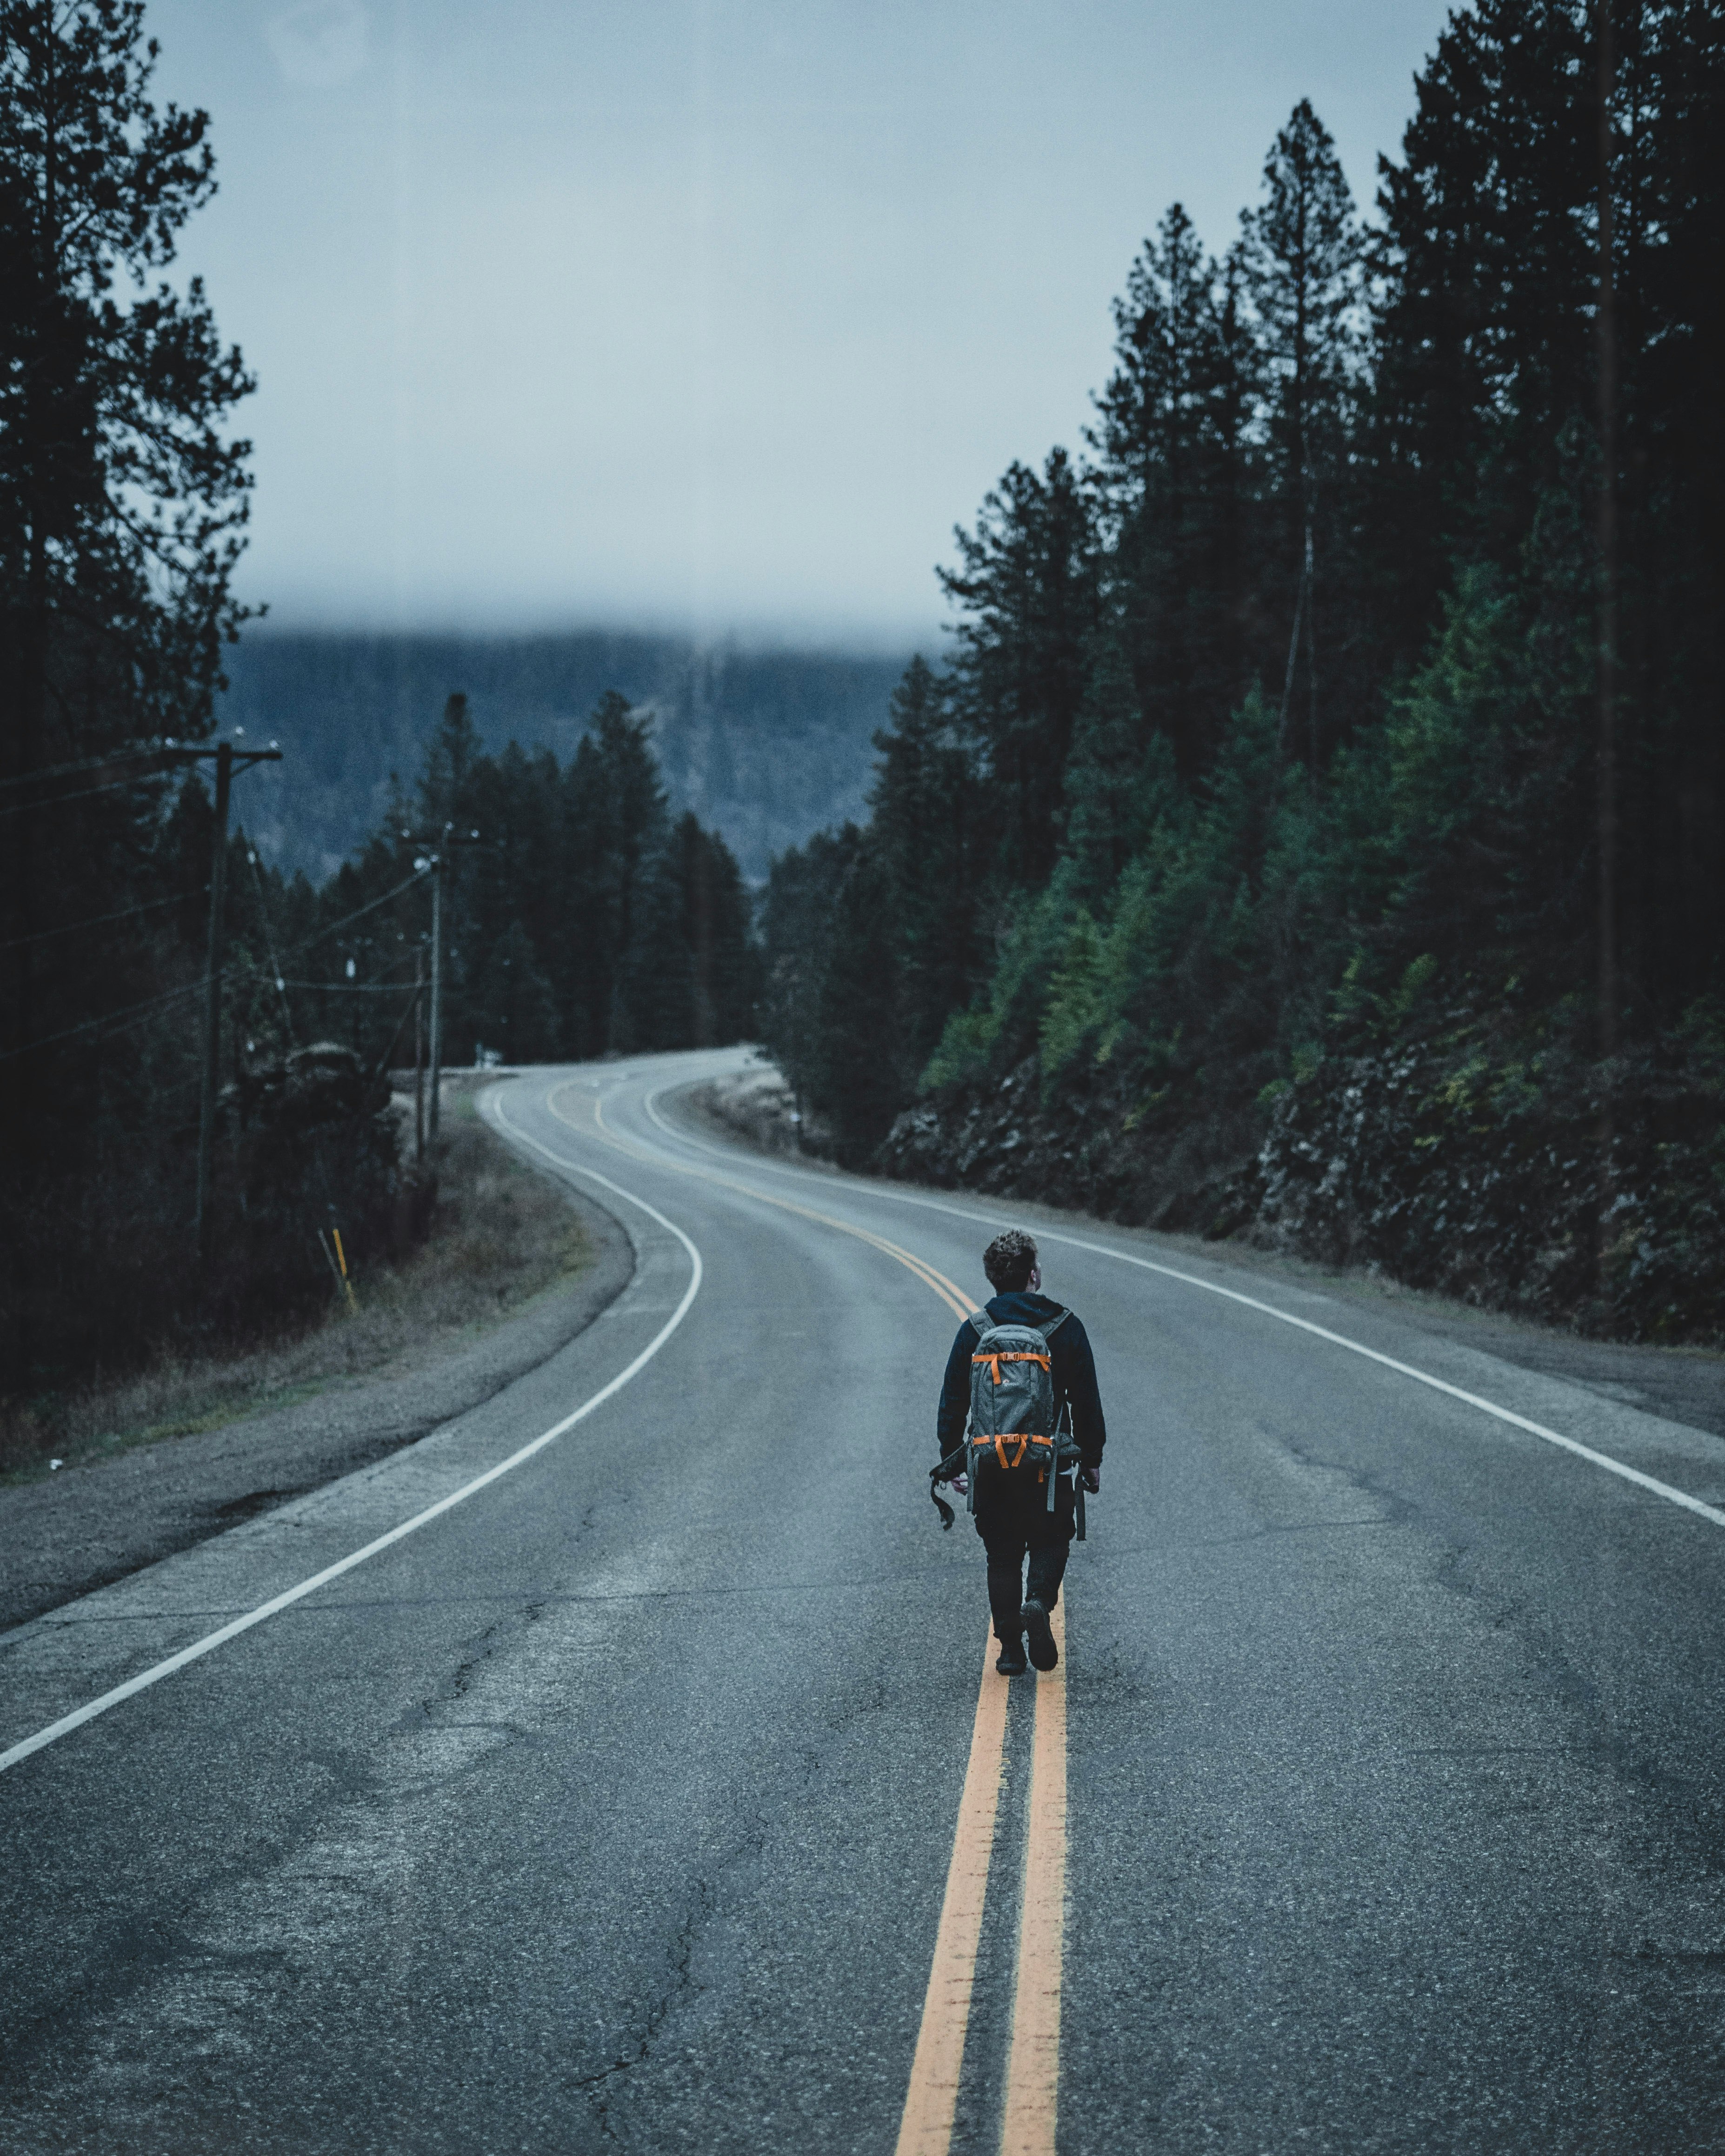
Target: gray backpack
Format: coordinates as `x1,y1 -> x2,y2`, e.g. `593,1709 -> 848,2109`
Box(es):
964,1306 -> 1073,1513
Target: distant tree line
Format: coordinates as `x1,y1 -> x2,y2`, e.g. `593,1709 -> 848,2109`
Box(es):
765,2 -> 1725,1191
279,689 -> 759,1074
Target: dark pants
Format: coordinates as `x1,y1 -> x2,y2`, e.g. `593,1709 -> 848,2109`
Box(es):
974,1471 -> 1076,1643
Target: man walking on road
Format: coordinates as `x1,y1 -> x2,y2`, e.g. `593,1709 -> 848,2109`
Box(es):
935,1229 -> 1106,1676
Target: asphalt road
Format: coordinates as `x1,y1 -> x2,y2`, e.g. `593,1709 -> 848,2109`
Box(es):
4,1049 -> 1725,2154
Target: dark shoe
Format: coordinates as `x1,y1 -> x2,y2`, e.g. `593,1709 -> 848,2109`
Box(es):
1023,1597 -> 1058,1672
995,1636 -> 1028,1676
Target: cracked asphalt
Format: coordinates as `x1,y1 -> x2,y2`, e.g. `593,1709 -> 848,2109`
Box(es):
3,1051 -> 1725,2152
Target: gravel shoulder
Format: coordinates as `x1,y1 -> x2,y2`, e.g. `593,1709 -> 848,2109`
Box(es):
0,1173 -> 633,1635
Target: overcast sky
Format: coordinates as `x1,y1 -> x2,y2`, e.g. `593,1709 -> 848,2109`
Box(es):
146,0 -> 1450,645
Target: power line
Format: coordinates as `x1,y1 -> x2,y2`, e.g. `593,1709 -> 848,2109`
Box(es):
0,733 -> 279,822
0,871 -> 427,1068
0,978 -> 205,1066
0,743 -> 178,792
0,770 -> 175,820
290,867 -> 428,959
133,743 -> 284,1260
0,885 -> 203,953
370,980 -> 425,1085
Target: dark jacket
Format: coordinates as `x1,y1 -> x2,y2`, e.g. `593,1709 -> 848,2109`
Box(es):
935,1291 -> 1106,1472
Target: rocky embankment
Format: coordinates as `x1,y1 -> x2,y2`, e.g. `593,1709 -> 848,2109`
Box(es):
876,1033 -> 1725,1345
876,1058 -> 1254,1235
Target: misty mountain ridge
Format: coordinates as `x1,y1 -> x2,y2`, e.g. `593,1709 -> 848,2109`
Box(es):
216,630 -> 917,882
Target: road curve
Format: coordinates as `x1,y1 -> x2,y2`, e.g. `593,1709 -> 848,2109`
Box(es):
3,1049 -> 1725,2153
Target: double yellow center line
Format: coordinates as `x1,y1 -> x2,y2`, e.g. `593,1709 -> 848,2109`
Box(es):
896,1599 -> 1068,2156
544,1080 -> 1070,2156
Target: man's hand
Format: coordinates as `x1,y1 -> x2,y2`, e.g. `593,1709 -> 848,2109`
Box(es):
950,1472 -> 969,1496
1080,1465 -> 1100,1494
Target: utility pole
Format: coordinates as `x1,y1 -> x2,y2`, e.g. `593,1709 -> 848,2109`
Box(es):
428,845 -> 445,1144
162,737 -> 282,1266
413,941 -> 426,1163
200,739 -> 233,1261
401,821 -> 480,1150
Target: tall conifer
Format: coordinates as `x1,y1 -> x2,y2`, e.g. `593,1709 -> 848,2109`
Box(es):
1241,100 -> 1364,770
941,448 -> 1098,889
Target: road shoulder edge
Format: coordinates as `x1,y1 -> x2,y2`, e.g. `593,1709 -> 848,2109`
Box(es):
0,1141 -> 636,1636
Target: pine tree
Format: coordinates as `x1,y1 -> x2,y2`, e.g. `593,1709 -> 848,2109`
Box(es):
1060,632 -> 1182,903
866,656 -> 981,1081
557,690 -> 667,1054
813,840 -> 902,1164
0,0 -> 255,779
417,692 -> 483,833
672,814 -> 757,1045
1090,205 -> 1256,781
1241,100 -> 1365,770
759,825 -> 864,1115
478,919 -> 558,1065
940,447 -> 1098,890
454,741 -> 564,1062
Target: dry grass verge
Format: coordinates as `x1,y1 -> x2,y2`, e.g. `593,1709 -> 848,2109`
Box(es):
684,1063 -> 835,1158
1,1093 -> 590,1482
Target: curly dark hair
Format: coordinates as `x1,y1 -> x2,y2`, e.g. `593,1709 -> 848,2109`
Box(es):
982,1229 -> 1039,1291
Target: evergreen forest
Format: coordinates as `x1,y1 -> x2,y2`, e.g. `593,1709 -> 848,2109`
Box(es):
763,0 -> 1725,1342
295,688 -> 759,1076
6,0 -> 1724,1409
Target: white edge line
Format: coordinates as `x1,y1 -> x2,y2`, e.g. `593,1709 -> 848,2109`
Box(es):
0,1085 -> 702,1778
642,1072 -> 1725,1536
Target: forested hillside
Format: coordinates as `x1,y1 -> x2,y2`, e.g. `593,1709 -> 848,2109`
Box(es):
218,632 -> 910,883
763,0 -> 1725,1343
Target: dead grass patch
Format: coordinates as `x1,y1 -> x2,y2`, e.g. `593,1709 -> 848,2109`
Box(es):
1,1102 -> 590,1481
